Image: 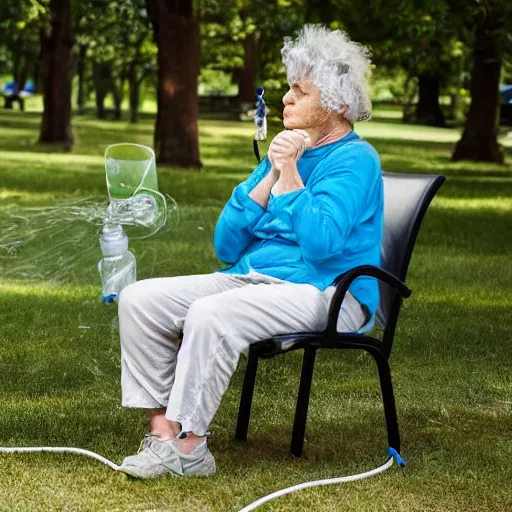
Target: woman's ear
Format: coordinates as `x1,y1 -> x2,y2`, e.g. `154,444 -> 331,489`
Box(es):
338,105 -> 349,118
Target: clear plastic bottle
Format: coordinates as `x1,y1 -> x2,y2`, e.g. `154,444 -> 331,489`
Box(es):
98,224 -> 136,303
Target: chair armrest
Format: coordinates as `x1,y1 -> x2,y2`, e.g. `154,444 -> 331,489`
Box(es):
326,265 -> 412,337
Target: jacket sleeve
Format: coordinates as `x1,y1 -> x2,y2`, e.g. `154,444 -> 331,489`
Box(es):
266,149 -> 378,264
213,158 -> 271,264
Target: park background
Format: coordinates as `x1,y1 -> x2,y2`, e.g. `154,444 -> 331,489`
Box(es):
0,1 -> 511,511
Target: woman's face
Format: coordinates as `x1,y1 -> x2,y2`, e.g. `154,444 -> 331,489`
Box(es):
282,79 -> 331,130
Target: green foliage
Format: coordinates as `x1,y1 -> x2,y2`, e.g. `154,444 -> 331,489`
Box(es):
341,0 -> 467,91
369,68 -> 417,104
504,56 -> 512,84
200,0 -> 305,87
199,68 -> 236,95
0,0 -> 45,84
71,0 -> 156,116
76,0 -> 155,71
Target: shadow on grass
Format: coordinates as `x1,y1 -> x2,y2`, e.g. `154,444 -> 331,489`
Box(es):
413,205 -> 511,255
0,110 -> 246,153
223,391 -> 512,473
0,110 -> 41,124
0,160 -> 242,203
2,110 -> 511,180
438,175 -> 512,193
372,139 -> 512,177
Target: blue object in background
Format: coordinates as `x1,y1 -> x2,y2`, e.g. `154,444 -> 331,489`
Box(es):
499,84 -> 512,104
3,81 -> 19,95
499,84 -> 512,125
23,79 -> 36,94
2,79 -> 36,97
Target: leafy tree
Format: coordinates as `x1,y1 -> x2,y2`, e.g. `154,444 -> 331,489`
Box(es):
385,6 -> 454,127
75,0 -> 155,121
235,0 -> 304,104
452,0 -> 512,163
0,0 -> 73,143
123,2 -> 156,123
145,0 -> 201,167
39,0 -> 74,147
0,0 -> 44,94
199,2 -> 242,87
200,0 -> 304,109
323,0 -> 466,127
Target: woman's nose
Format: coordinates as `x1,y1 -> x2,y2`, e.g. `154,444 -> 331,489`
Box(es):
282,90 -> 293,105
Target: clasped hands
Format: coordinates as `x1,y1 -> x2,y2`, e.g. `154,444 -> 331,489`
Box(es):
249,129 -> 312,205
266,130 -> 312,195
268,129 -> 312,174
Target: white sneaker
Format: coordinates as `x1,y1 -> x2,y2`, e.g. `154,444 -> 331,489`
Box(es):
119,434 -> 216,479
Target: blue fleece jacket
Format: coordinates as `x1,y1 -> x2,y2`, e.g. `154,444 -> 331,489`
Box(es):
213,131 -> 384,315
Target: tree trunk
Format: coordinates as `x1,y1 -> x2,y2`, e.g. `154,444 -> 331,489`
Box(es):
127,31 -> 148,124
452,15 -> 504,163
39,0 -> 73,148
93,62 -> 109,119
77,43 -> 87,115
448,93 -> 459,121
34,44 -> 44,94
146,0 -> 201,168
415,72 -> 445,127
238,33 -> 259,104
13,53 -> 28,92
129,67 -> 140,124
112,78 -> 123,120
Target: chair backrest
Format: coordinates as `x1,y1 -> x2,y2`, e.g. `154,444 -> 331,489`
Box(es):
376,172 -> 445,338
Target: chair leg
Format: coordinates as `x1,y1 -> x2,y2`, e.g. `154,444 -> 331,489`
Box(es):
374,355 -> 401,453
235,348 -> 259,441
291,348 -> 317,457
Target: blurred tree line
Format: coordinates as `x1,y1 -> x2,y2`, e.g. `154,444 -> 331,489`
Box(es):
0,0 -> 511,165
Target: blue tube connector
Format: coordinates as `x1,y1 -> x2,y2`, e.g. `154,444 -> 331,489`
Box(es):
387,447 -> 407,467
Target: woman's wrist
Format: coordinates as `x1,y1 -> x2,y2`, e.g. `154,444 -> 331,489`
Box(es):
272,161 -> 304,195
249,168 -> 279,208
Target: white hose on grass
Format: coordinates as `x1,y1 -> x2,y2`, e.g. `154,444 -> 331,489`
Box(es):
0,446 -> 401,512
237,456 -> 394,512
0,446 -> 120,471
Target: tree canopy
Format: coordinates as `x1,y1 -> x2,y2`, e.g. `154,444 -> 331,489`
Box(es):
1,0 -> 511,163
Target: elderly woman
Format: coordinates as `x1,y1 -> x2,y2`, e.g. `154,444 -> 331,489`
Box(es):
118,24 -> 383,478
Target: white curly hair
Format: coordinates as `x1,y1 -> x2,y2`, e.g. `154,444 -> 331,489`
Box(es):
281,24 -> 373,122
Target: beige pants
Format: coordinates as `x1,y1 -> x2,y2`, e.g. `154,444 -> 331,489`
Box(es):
119,271 -> 367,436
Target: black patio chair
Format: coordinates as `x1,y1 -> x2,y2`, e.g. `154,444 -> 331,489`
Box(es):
235,171 -> 446,458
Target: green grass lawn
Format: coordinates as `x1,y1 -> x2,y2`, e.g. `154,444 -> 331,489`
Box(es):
0,107 -> 511,511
